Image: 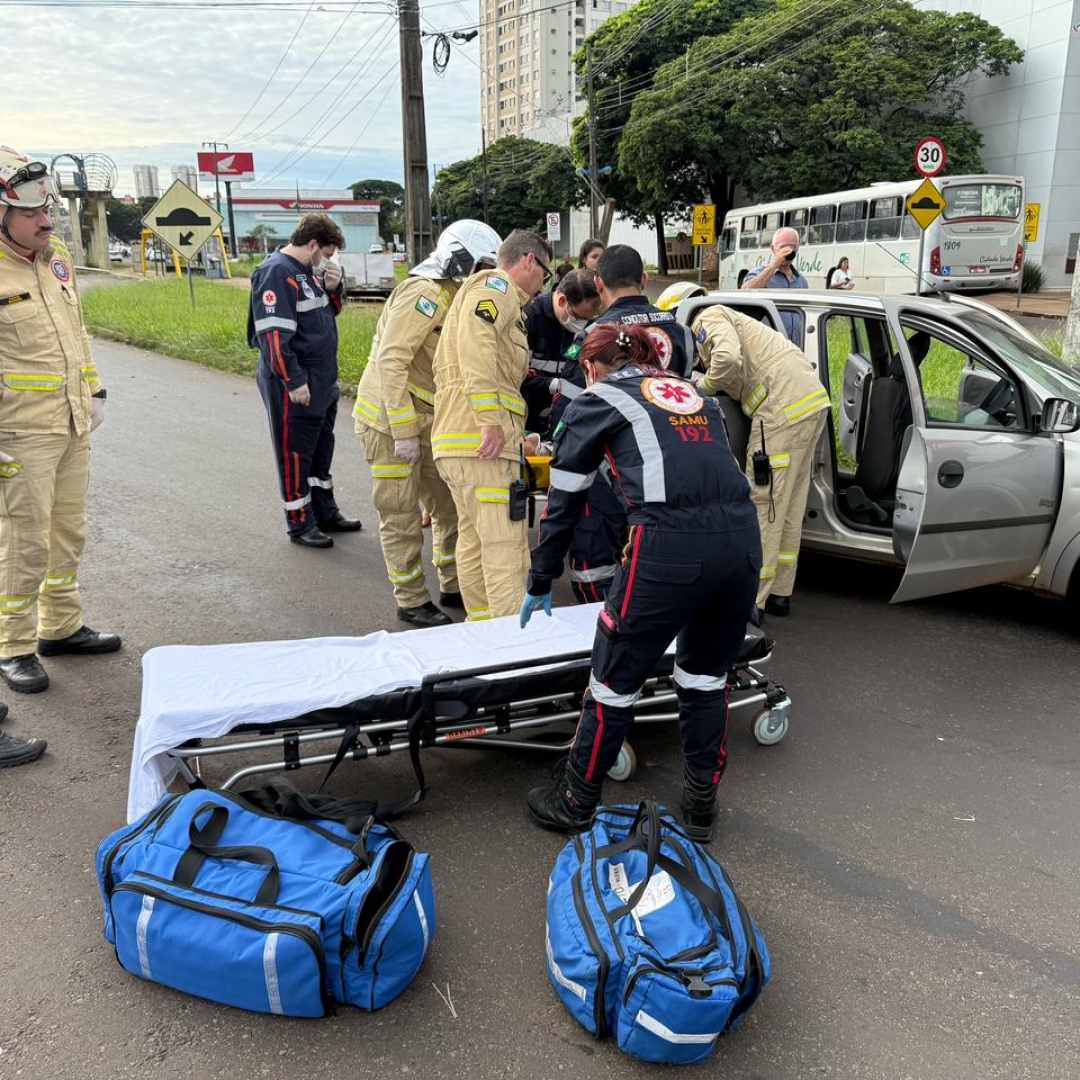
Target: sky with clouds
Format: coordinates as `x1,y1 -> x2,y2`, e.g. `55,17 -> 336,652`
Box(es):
3,0 -> 484,197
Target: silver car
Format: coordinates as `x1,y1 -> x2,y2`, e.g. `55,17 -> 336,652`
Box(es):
676,291 -> 1080,606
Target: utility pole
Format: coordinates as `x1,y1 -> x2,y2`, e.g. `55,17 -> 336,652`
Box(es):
399,0 -> 433,267
223,180 -> 238,258
480,128 -> 490,225
586,42 -> 599,239
201,140 -> 228,216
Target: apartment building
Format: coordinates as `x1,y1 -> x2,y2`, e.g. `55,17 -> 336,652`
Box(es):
480,0 -> 634,146
133,164 -> 160,200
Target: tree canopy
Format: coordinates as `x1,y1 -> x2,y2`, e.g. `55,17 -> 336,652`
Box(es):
105,197 -> 158,242
430,137 -> 579,239
348,179 -> 405,243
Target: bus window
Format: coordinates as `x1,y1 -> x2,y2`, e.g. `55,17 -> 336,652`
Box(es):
740,216 -> 759,249
836,200 -> 867,243
944,182 -> 1022,220
720,226 -> 737,259
901,213 -> 921,240
867,196 -> 902,241
808,205 -> 835,245
761,212 -> 782,245
785,208 -> 809,242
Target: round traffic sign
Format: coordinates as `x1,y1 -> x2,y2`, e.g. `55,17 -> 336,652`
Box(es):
676,231 -> 688,243
914,136 -> 946,178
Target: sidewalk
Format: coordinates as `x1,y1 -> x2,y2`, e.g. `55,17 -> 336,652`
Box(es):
977,289 -> 1071,319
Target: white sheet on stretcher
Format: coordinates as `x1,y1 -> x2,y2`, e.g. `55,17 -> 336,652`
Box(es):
129,605 -> 612,822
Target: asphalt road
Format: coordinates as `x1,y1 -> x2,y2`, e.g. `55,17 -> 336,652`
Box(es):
1,339 -> 1078,1080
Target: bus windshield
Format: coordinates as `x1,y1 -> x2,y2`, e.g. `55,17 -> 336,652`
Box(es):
943,182 -> 1022,221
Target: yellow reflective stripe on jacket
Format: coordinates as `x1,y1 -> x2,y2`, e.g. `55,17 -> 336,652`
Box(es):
743,384 -> 768,417
41,573 -> 76,589
0,459 -> 21,478
371,462 -> 413,479
498,393 -> 526,416
352,396 -> 380,424
407,382 -> 435,406
432,432 -> 481,452
0,593 -> 37,611
431,548 -> 456,566
4,373 -> 64,392
387,561 -> 423,585
80,365 -> 99,383
769,453 -> 791,469
759,565 -> 776,581
468,393 -> 500,412
777,550 -> 798,565
783,388 -> 830,421
387,404 -> 418,427
476,487 -> 510,504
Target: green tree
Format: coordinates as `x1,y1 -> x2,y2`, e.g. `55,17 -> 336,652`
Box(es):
349,179 -> 405,243
571,0 -> 771,269
431,137 -> 579,240
619,0 -> 1023,223
247,223 -> 276,253
105,196 -> 157,243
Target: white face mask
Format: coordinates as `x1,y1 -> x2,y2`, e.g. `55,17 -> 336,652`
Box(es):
563,315 -> 588,334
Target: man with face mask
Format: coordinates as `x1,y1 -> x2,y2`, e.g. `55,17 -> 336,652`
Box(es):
0,147 -> 120,747
248,213 -> 362,547
354,219 -> 501,627
521,269 -> 600,432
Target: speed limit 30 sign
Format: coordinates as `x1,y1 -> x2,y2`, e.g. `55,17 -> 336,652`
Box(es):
914,136 -> 946,178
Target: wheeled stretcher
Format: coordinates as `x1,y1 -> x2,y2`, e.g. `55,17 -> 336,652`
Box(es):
127,605 -> 792,823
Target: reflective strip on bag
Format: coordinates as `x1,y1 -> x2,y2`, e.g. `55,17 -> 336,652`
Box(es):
769,453 -> 791,469
3,372 -> 63,392
136,894 -> 155,980
263,932 -> 284,1015
388,561 -> 424,584
432,432 -> 481,452
353,396 -> 380,423
635,1009 -> 720,1046
783,387 -> 829,421
475,487 -> 509,504
743,384 -> 768,417
0,593 -> 37,611
407,382 -> 435,405
413,893 -> 430,953
372,462 -> 413,479
41,573 -> 76,590
431,548 -> 456,566
546,926 -> 586,1001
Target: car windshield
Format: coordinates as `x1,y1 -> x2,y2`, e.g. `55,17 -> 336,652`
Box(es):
957,309 -> 1080,403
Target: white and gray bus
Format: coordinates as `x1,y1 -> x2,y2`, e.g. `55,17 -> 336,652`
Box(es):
717,175 -> 1025,294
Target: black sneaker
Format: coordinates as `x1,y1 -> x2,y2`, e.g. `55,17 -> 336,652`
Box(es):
397,602 -> 452,628
0,729 -> 47,767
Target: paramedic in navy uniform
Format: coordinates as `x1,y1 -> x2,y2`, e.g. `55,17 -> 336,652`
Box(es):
248,213 -> 362,547
520,324 -> 760,842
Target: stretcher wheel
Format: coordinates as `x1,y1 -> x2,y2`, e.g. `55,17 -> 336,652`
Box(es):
752,704 -> 790,746
607,742 -> 637,782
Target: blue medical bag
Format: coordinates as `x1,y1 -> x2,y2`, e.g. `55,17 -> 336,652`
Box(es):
96,789 -> 434,1016
545,803 -> 770,1064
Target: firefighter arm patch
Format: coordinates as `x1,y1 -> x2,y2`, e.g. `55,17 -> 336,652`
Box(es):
474,299 -> 499,324
415,296 -> 438,318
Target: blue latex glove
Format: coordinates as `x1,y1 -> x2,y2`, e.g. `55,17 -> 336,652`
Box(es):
519,592 -> 552,629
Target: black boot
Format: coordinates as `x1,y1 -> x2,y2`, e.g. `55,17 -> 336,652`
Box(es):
527,758 -> 603,833
681,771 -> 718,843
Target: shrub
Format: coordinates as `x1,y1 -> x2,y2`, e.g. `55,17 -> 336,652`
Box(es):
1021,260 -> 1046,294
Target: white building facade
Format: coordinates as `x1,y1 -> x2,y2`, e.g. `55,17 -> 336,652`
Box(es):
133,164 -> 160,200
170,165 -> 198,189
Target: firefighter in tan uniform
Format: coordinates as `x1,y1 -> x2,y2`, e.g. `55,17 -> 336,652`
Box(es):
431,230 -> 553,621
658,283 -> 829,620
0,148 -> 120,730
354,220 -> 502,627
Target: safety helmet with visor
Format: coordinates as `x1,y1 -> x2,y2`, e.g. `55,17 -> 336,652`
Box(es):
0,147 -> 57,210
410,219 -> 502,281
655,281 -> 705,312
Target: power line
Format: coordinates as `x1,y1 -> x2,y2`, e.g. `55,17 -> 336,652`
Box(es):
322,71 -> 401,184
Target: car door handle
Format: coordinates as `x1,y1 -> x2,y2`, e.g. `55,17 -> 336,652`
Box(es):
937,460 -> 964,488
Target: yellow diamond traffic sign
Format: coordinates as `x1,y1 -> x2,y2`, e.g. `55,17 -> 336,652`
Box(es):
142,180 -> 223,258
905,178 -> 944,231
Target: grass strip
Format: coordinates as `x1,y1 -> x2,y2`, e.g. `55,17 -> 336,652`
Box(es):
82,278 -> 379,387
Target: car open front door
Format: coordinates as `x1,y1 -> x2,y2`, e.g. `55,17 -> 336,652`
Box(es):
889,336 -> 1060,603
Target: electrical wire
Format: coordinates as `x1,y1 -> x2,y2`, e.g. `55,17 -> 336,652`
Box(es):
322,70 -> 401,183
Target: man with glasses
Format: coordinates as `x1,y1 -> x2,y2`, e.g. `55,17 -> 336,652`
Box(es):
431,229 -> 552,620
0,147 -> 121,749
740,226 -> 808,342
248,213 -> 362,548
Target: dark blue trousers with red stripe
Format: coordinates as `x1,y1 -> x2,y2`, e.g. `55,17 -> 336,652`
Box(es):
257,372 -> 341,537
570,517 -> 760,789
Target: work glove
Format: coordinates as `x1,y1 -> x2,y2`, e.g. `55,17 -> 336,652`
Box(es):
519,592 -> 552,629
90,396 -> 106,432
394,437 -> 421,465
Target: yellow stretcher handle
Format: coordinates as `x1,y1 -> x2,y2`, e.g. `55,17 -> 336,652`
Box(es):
524,455 -> 551,493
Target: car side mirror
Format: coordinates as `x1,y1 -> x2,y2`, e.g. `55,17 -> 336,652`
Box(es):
1038,397 -> 1080,434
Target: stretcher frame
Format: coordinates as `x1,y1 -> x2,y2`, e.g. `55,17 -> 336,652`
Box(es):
165,634 -> 791,795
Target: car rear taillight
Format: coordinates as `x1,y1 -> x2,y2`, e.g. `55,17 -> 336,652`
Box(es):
929,246 -> 941,275
1013,245 -> 1023,272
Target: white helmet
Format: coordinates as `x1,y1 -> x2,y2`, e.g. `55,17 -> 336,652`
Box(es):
655,281 -> 705,312
411,219 -> 502,280
0,147 -> 55,210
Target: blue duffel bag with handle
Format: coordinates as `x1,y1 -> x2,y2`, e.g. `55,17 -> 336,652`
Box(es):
96,787 -> 434,1016
545,802 -> 770,1064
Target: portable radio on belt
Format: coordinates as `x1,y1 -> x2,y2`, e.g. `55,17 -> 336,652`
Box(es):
752,421 -> 772,487
509,448 -> 530,522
